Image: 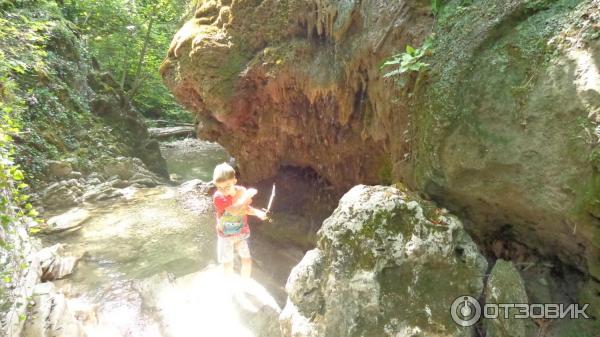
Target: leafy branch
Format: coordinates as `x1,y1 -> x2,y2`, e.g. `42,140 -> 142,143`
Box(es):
380,37 -> 434,82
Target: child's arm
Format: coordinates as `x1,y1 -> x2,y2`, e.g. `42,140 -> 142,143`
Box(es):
245,206 -> 267,220
215,213 -> 224,232
213,199 -> 225,232
225,187 -> 256,215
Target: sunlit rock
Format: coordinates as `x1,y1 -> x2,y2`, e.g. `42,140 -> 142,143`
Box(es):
21,282 -> 86,337
35,243 -> 81,281
135,268 -> 282,337
281,185 -> 487,337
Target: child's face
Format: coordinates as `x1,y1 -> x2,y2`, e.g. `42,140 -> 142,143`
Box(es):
215,178 -> 237,196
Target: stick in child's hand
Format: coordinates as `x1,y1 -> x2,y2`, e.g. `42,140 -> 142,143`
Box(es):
263,184 -> 276,223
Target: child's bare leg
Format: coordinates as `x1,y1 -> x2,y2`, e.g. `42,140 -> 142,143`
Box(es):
218,236 -> 234,276
235,239 -> 252,278
240,258 -> 252,278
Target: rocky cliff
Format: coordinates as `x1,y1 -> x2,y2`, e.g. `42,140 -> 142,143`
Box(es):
413,0 -> 600,287
161,0 -> 600,289
161,0 -> 432,189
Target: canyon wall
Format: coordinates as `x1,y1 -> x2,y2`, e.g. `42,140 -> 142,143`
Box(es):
161,0 -> 600,293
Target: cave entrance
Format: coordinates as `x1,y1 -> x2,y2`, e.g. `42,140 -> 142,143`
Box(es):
245,165 -> 340,250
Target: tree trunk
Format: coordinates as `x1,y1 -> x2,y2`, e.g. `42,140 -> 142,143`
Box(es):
128,17 -> 154,98
119,46 -> 129,89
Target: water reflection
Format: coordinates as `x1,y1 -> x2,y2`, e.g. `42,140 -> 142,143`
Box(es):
160,138 -> 230,182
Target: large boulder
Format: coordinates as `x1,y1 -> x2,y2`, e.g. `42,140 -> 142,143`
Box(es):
280,185 -> 488,337
160,0 -> 432,190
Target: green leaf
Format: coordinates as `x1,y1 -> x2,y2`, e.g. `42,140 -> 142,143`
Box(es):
381,57 -> 403,68
28,227 -> 41,235
13,170 -> 24,181
383,68 -> 404,78
405,44 -> 416,55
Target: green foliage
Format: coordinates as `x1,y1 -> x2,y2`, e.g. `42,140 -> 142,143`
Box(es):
431,0 -> 440,16
380,37 -> 434,84
60,0 -> 191,121
0,18 -> 41,318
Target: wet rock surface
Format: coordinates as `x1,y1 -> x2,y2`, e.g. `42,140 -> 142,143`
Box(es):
135,269 -> 282,337
31,175 -> 303,336
34,157 -> 166,212
21,283 -> 86,337
36,244 -> 81,282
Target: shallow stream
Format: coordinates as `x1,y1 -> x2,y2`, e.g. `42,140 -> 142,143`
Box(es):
38,138 -> 305,336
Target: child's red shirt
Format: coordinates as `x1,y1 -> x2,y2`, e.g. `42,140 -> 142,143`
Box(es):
212,187 -> 250,238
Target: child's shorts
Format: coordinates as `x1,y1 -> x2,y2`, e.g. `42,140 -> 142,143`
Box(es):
217,233 -> 251,264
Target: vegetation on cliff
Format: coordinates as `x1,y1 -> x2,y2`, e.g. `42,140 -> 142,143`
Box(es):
59,0 -> 193,121
0,0 -> 177,184
0,3 -> 41,328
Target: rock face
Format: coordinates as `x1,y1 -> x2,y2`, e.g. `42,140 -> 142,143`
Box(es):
162,0 -> 600,286
87,71 -> 169,179
21,283 -> 86,337
413,0 -> 600,282
280,185 -> 488,337
484,260 -> 535,337
160,0 -> 432,190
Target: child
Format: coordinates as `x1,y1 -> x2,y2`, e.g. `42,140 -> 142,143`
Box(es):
212,162 -> 267,278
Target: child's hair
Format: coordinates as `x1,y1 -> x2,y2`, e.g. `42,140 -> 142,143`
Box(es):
212,162 -> 236,183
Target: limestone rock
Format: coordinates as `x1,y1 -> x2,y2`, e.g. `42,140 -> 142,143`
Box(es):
578,278 -> 600,319
68,171 -> 83,179
87,71 -> 169,179
280,185 -> 488,337
21,282 -> 86,337
35,244 -> 80,281
38,179 -> 82,209
0,220 -> 41,337
47,160 -> 73,178
161,0 -> 431,190
103,156 -> 136,179
413,0 -> 600,281
484,260 -> 535,337
103,157 -> 164,187
44,207 -> 89,234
